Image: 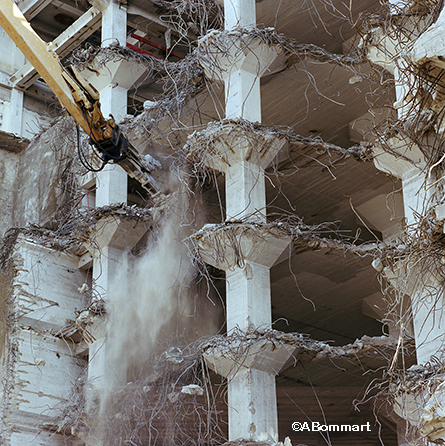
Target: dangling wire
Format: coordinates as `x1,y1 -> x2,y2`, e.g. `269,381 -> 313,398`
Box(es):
76,124 -> 106,172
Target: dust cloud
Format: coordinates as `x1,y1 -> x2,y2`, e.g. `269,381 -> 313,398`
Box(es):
105,175 -> 221,386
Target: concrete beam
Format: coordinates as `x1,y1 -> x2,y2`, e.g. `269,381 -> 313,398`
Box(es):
17,0 -> 51,20
372,133 -> 427,180
204,337 -> 297,377
193,223 -> 291,270
198,31 -> 286,81
82,215 -> 150,253
186,122 -> 287,172
80,58 -> 146,96
11,7 -> 101,89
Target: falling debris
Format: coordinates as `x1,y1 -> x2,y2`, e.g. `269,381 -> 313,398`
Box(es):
165,347 -> 184,364
181,384 -> 205,396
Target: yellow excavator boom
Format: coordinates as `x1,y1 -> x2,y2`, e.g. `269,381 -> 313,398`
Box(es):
0,0 -> 160,192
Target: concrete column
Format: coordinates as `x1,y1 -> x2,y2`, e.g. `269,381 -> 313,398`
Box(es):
224,0 -> 256,29
101,0 -> 127,47
221,2 -> 280,443
411,285 -> 445,364
95,164 -> 127,207
224,0 -> 260,124
100,83 -> 128,123
401,170 -> 429,230
394,61 -> 417,121
229,368 -> 278,442
88,332 -> 125,388
93,246 -> 127,296
225,70 -> 261,122
89,245 -> 127,384
96,1 -> 128,209
226,261 -> 271,331
226,161 -> 265,222
5,88 -> 24,135
95,45 -> 128,207
399,172 -> 445,364
373,142 -> 445,365
87,2 -> 129,426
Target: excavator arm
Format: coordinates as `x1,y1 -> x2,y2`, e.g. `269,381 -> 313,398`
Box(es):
0,0 -> 160,192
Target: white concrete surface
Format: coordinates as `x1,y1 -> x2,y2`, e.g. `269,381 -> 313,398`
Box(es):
95,0 -> 128,210
3,88 -> 23,136
93,245 -> 127,298
14,238 -> 86,331
373,134 -> 445,365
95,164 -> 127,208
211,2 -> 284,441
87,3 -> 130,425
204,338 -> 297,377
225,70 -> 261,122
1,238 -> 87,445
87,335 -> 125,389
226,260 -> 271,330
226,161 -> 265,221
194,223 -> 291,270
394,62 -> 418,121
224,0 -> 255,29
411,283 -> 445,364
101,0 -> 127,47
228,368 -> 278,442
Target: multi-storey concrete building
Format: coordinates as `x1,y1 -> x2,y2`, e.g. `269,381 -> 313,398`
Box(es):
0,0 -> 444,445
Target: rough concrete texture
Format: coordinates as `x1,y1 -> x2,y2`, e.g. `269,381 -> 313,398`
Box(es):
0,117 -> 78,240
0,235 -> 87,445
12,117 -> 78,229
0,148 -> 20,240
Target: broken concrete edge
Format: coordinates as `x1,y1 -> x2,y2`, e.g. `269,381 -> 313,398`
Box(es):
0,204 -> 152,262
0,206 -> 152,343
201,328 -> 415,368
0,233 -> 35,430
71,44 -> 204,113
183,118 -> 372,170
377,361 -> 445,444
0,229 -> 91,442
387,361 -> 445,395
0,130 -> 29,153
70,42 -> 175,74
0,246 -> 84,443
68,202 -> 153,245
189,220 -> 388,264
39,331 -> 412,443
0,205 -> 152,271
73,26 -> 364,81
196,26 -> 366,69
55,297 -> 106,345
371,205 -> 445,270
71,35 -> 367,157
48,368 -> 88,437
360,1 -> 439,53
0,226 -> 77,271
